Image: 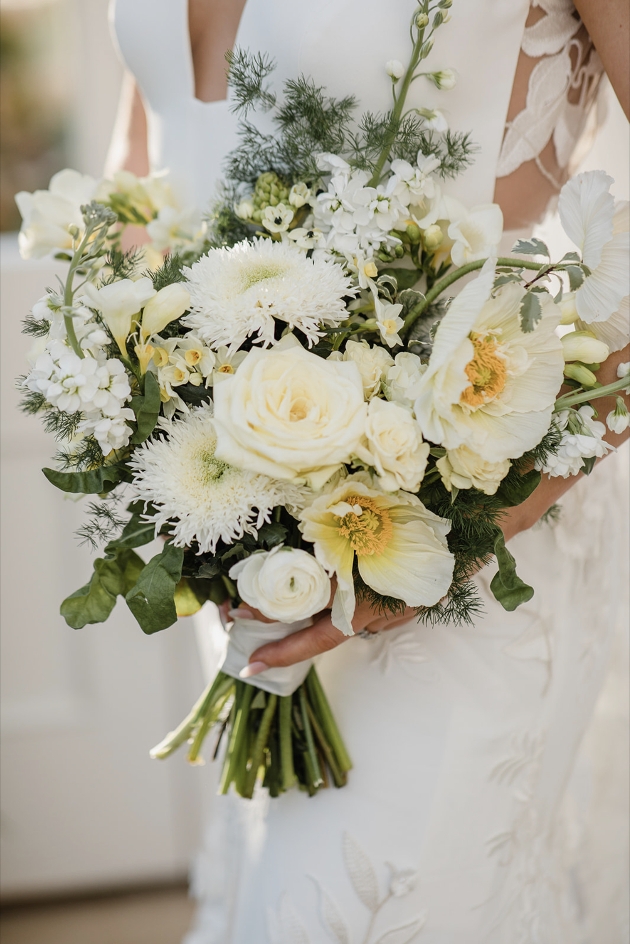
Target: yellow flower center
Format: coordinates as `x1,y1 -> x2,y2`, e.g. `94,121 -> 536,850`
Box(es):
184,349 -> 202,366
217,363 -> 235,374
460,334 -> 507,408
336,495 -> 393,556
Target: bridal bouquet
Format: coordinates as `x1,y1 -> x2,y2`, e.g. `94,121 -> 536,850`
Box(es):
17,0 -> 629,798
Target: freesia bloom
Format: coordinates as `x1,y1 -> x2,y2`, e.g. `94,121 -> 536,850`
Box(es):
355,398 -> 429,492
141,283 -> 190,339
15,169 -> 98,259
560,330 -> 609,365
229,546 -> 331,622
299,474 -> 454,634
413,261 -> 565,462
558,171 -> 629,325
213,336 -> 367,489
84,277 -> 156,355
183,238 -> 353,350
436,445 -> 510,495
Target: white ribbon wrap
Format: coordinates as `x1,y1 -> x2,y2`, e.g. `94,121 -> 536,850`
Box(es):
219,616 -> 314,696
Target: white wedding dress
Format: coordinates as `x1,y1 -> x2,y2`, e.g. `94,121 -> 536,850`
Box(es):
111,2 -> 629,941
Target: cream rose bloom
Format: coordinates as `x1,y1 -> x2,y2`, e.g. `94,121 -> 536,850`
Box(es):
213,336 -> 367,489
356,398 -> 429,492
383,352 -> 427,408
339,339 -> 394,399
436,445 -> 510,495
413,261 -> 565,463
229,546 -> 331,622
299,473 -> 454,634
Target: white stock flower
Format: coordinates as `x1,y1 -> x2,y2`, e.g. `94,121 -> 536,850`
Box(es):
617,361 -> 630,393
558,172 -> 629,324
299,473 -> 454,634
230,546 -> 331,622
261,203 -> 294,233
414,263 -> 565,462
146,205 -> 206,252
390,154 -> 441,208
436,445 -> 510,495
356,398 -> 430,492
606,398 -> 629,434
84,277 -> 156,354
140,283 -> 190,339
383,352 -> 427,408
341,339 -> 394,399
183,238 -> 353,350
212,336 -> 367,489
537,406 -> 612,478
25,340 -> 131,416
129,407 -> 305,553
81,409 -> 135,455
448,204 -> 504,266
15,169 -> 99,259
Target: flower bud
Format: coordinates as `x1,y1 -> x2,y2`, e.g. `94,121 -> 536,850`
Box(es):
288,182 -> 311,208
564,363 -> 598,387
415,12 -> 429,27
386,60 -> 405,80
134,343 -> 155,375
558,293 -> 578,324
406,222 -> 422,244
430,69 -> 457,90
141,283 -> 190,339
423,224 -> 444,250
235,199 -> 254,220
606,397 -> 629,434
561,331 -> 609,365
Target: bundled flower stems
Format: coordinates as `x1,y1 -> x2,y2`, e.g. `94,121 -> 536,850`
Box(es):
17,0 -> 629,798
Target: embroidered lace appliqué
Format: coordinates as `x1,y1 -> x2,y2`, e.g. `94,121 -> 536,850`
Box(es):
497,0 -> 604,189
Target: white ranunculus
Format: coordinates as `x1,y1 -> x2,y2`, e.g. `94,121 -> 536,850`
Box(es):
230,546 -> 331,622
15,169 -> 99,259
413,261 -> 565,463
341,339 -> 394,399
84,277 -> 157,355
356,398 -> 429,492
558,172 -> 629,324
560,330 -> 609,364
383,352 -> 427,408
213,336 -> 367,489
448,204 -> 503,267
141,283 -> 190,339
436,445 -> 510,495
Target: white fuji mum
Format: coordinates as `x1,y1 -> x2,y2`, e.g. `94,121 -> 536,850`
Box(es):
183,238 -> 354,351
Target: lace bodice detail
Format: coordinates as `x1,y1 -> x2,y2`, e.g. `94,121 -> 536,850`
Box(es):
497,0 -> 604,188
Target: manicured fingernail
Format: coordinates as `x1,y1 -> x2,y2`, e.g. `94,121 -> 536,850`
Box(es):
239,661 -> 269,679
229,607 -> 254,620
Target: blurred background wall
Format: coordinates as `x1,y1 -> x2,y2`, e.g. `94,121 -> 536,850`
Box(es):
1,0 -> 205,903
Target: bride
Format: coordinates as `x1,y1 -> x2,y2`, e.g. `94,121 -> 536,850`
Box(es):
109,1 -> 629,941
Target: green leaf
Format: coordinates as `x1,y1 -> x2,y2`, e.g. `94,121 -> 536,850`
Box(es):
61,549 -> 145,628
519,292 -> 542,333
380,267 -> 421,290
511,237 -> 549,257
105,513 -> 156,556
43,465 -> 123,495
566,265 -> 585,291
560,251 -> 581,263
497,468 -> 541,507
125,541 -> 184,634
490,532 -> 534,611
130,370 -> 161,444
176,383 -> 213,407
257,522 -> 288,549
581,455 -> 597,475
494,273 -> 522,288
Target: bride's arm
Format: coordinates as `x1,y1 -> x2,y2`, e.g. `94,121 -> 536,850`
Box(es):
574,0 -> 629,119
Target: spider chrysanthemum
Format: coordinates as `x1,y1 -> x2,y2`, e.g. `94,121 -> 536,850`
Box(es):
182,238 -> 354,350
129,407 -> 305,553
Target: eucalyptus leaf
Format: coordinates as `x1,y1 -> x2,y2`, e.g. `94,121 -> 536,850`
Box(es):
490,532 -> 534,611
511,237 -> 549,257
125,541 -> 185,634
519,292 -> 542,333
43,465 -> 124,495
130,370 -> 161,444
105,513 -> 156,556
61,549 -> 145,629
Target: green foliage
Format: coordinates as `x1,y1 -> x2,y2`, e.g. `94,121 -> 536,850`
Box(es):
536,502 -> 562,528
519,291 -> 543,332
511,237 -> 549,257
76,497 -> 126,549
380,267 -> 422,291
42,464 -> 125,494
130,371 -> 161,444
22,315 -> 51,337
61,548 -> 145,629
53,435 -> 104,473
100,247 -> 143,285
125,541 -> 185,634
490,531 -> 534,611
226,47 -> 277,115
146,253 -> 188,291
105,508 -> 156,555
496,468 -> 541,508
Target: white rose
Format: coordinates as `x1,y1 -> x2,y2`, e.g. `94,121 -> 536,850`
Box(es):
15,169 -> 99,259
230,546 -> 331,622
356,398 -> 429,492
436,445 -> 511,495
384,352 -> 427,407
341,339 -> 394,399
213,336 -> 367,489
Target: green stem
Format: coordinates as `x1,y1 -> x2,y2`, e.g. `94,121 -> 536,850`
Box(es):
554,374 -> 630,411
304,698 -> 347,788
305,669 -> 352,773
243,693 -> 277,798
149,672 -> 232,760
402,257 -> 546,335
299,685 -> 323,787
278,695 -> 296,791
219,682 -> 254,794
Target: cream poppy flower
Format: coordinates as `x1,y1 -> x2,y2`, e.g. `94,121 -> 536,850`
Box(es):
558,172 -> 629,325
299,474 -> 454,634
413,261 -> 565,463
